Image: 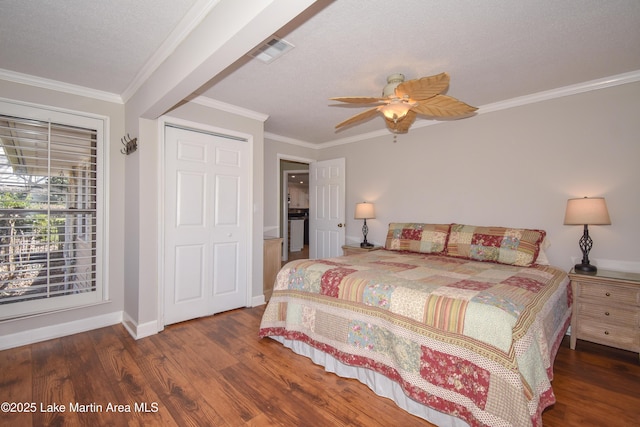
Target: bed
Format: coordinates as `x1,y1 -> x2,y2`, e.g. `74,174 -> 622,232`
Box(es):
259,223 -> 572,427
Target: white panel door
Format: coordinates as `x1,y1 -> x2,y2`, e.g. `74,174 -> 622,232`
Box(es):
309,158 -> 345,259
164,125 -> 249,325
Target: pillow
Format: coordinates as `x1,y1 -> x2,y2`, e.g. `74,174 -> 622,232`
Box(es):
534,238 -> 551,265
385,223 -> 450,254
446,224 -> 546,267
535,248 -> 550,265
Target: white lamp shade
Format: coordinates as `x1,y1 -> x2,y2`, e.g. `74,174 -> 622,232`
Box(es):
564,197 -> 611,225
355,202 -> 375,219
380,101 -> 412,121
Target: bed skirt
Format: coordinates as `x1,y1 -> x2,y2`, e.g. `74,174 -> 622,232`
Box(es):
270,335 -> 470,427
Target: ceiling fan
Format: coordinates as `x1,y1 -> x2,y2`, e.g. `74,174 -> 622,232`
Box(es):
330,72 -> 477,134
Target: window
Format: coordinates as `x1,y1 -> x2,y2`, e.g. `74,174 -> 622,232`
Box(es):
0,101 -> 106,320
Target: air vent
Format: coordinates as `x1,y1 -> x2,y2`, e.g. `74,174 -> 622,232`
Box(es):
249,37 -> 294,63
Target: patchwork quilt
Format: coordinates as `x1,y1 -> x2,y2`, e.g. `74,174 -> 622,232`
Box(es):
259,250 -> 572,427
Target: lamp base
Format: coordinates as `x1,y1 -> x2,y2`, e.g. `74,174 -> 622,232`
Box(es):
574,263 -> 597,274
360,242 -> 374,248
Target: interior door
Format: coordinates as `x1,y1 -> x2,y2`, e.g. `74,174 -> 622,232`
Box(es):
309,158 -> 346,259
164,125 -> 249,325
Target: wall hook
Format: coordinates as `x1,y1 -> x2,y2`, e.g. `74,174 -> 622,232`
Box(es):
120,134 -> 138,155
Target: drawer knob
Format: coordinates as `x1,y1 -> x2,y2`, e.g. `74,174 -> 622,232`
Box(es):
604,331 -> 610,335
605,311 -> 610,316
605,292 -> 611,297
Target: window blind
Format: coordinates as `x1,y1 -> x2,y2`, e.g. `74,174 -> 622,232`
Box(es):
0,113 -> 98,310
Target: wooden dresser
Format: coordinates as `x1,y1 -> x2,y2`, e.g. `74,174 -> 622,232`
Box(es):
569,269 -> 640,360
263,237 -> 283,302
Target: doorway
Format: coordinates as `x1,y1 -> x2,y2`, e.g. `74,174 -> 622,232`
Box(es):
280,160 -> 309,262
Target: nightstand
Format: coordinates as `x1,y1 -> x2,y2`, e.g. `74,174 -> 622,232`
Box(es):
341,244 -> 382,256
569,269 -> 640,360
263,237 -> 283,301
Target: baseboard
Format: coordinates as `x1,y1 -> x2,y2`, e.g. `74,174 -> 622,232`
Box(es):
0,311 -> 122,351
122,311 -> 159,340
121,297 -> 267,340
252,294 -> 266,307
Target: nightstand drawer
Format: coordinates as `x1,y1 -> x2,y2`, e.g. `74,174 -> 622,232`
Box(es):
576,302 -> 639,326
577,282 -> 640,305
576,318 -> 639,350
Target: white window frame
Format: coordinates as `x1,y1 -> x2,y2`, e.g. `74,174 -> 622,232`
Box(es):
0,99 -> 108,320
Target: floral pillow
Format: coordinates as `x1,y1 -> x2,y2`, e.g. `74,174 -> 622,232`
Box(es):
446,224 -> 546,267
385,223 -> 451,254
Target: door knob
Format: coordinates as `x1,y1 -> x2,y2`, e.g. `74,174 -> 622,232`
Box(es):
337,223 -> 344,228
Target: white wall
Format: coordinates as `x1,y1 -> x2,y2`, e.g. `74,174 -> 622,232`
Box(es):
0,80 -> 126,345
121,118 -> 159,338
287,80 -> 640,272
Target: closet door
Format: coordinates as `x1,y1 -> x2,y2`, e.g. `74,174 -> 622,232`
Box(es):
163,125 -> 249,325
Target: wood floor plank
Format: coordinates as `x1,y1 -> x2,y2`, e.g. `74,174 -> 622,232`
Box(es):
61,332 -> 125,426
88,325 -> 177,426
151,323 -> 260,426
0,346 -> 34,427
247,331 -> 429,426
169,317 -> 243,372
219,360 -> 344,427
542,337 -> 640,427
122,334 -> 226,426
30,338 -> 83,427
2,306 -> 639,426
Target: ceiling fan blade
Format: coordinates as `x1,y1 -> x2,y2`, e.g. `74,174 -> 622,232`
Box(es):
411,95 -> 478,118
335,106 -> 382,129
384,110 -> 417,134
395,72 -> 450,101
330,96 -> 386,104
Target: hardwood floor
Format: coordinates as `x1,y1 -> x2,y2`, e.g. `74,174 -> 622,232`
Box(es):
285,244 -> 309,265
1,306 -> 639,426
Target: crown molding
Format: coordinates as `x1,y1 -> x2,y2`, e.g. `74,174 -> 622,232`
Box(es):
477,69 -> 640,116
264,132 -> 320,149
191,96 -> 269,122
0,68 -> 123,104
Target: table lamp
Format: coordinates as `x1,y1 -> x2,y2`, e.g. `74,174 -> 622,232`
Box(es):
354,202 -> 375,248
563,197 -> 611,274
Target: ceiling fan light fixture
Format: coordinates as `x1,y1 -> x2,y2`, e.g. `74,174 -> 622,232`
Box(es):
331,72 -> 477,136
382,73 -> 405,97
380,100 -> 412,122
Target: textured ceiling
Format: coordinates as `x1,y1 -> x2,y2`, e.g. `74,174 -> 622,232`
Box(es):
0,0 -> 199,94
1,0 -> 640,145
